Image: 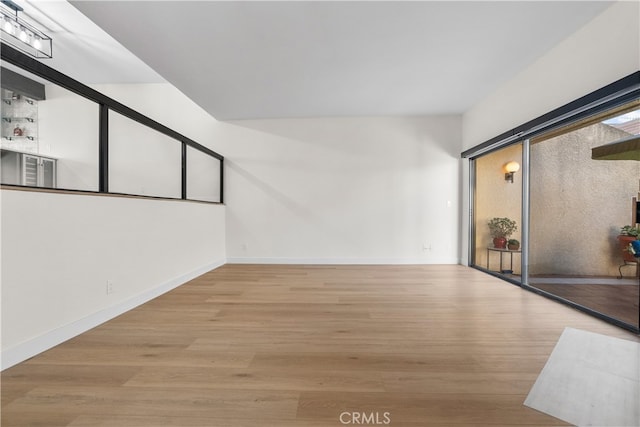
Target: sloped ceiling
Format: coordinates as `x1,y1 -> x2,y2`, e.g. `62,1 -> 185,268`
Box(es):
59,1 -> 614,120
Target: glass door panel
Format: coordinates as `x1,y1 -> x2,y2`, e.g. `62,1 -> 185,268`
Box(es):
473,143 -> 523,281
528,105 -> 639,328
41,157 -> 56,188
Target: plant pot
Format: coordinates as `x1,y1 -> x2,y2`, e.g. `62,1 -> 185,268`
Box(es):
508,244 -> 520,251
618,235 -> 638,262
493,237 -> 507,249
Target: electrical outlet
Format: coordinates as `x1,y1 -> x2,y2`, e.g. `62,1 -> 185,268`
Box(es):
423,243 -> 432,251
106,281 -> 114,295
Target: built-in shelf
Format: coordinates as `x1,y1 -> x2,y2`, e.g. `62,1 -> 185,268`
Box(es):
2,98 -> 34,105
1,88 -> 38,148
2,117 -> 35,123
4,135 -> 35,141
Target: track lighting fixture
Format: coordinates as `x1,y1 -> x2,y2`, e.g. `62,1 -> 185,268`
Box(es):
0,0 -> 52,58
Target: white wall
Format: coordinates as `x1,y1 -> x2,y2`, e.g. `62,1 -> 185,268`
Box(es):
219,116 -> 462,264
96,84 -> 464,263
187,147 -> 221,203
108,110 -> 182,198
462,1 -> 639,150
1,83 -> 227,369
460,1 -> 640,265
0,190 -> 225,369
38,84 -> 100,191
89,85 -> 463,265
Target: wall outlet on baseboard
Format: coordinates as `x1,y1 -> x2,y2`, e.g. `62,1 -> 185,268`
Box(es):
106,281 -> 114,295
423,243 -> 432,251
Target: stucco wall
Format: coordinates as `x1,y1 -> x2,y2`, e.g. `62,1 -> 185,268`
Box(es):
474,144 -> 523,273
529,123 -> 639,276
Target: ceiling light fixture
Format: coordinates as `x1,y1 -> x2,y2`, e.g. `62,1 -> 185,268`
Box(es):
0,0 -> 52,58
3,17 -> 13,34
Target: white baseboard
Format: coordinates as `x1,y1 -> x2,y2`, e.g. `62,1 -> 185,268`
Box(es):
1,259 -> 225,371
227,257 -> 460,265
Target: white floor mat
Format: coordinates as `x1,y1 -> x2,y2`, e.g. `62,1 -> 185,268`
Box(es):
524,327 -> 639,427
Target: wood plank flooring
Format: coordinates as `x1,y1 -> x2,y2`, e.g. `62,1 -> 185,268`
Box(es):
2,264 -> 639,426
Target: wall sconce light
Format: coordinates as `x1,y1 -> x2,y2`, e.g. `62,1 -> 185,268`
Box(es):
504,161 -> 520,183
0,0 -> 52,59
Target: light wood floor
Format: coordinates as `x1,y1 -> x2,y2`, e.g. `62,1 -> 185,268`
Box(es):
2,264 -> 639,426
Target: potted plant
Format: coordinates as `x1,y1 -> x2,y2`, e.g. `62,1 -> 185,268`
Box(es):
507,239 -> 520,251
488,217 -> 517,249
620,225 -> 640,238
618,225 -> 639,262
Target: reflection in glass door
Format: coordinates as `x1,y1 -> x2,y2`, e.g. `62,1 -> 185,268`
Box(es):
472,143 -> 523,282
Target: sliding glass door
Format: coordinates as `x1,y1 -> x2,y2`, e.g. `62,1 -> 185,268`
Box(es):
469,99 -> 639,332
528,104 -> 639,329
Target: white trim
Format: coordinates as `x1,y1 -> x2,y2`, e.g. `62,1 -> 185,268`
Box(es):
1,259 -> 226,371
227,257 -> 461,265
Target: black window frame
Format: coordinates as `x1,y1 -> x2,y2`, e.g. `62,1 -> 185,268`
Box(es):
1,43 -> 224,204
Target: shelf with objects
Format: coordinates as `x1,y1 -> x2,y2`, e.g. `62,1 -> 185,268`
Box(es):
616,198 -> 640,279
1,66 -> 55,188
1,87 -> 39,151
486,247 -> 521,274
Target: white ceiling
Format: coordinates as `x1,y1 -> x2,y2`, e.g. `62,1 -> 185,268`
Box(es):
27,1 -> 614,120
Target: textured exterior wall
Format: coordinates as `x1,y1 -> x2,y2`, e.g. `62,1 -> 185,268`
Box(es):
529,123 -> 639,276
